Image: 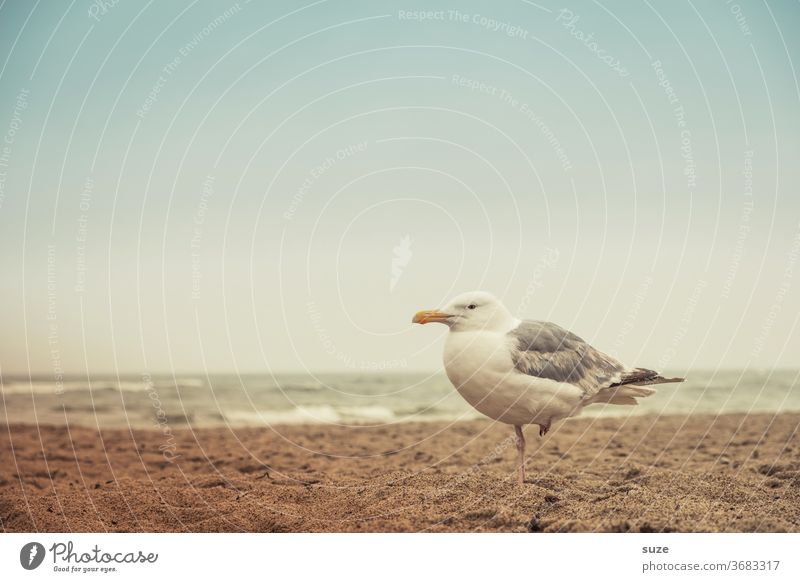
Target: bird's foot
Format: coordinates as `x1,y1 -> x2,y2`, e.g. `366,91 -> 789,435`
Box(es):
539,423 -> 550,437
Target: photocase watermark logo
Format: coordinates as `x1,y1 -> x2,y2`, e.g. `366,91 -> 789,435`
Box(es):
516,246 -> 560,315
20,542 -> 46,570
20,540 -> 158,574
555,8 -> 629,77
390,235 -> 413,292
87,0 -> 121,22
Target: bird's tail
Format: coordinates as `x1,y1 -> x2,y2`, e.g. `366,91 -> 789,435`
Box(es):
587,384 -> 657,406
588,369 -> 684,406
614,367 -> 685,386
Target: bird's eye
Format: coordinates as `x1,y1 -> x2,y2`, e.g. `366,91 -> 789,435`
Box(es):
467,304 -> 477,310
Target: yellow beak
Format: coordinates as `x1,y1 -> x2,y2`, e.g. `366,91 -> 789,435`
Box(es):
412,310 -> 452,325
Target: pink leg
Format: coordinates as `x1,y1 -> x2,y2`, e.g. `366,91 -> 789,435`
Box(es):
514,425 -> 526,484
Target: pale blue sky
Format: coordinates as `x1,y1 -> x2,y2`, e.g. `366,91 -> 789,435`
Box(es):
0,0 -> 798,375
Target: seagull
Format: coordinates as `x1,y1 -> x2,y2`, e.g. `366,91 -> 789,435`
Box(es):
412,291 -> 683,484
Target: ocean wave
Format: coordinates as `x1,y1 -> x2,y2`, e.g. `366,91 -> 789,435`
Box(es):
173,378 -> 206,388
338,405 -> 396,422
0,378 -> 216,395
223,404 -> 401,425
277,382 -> 326,392
224,405 -> 342,425
3,371 -> 799,427
0,380 -> 145,395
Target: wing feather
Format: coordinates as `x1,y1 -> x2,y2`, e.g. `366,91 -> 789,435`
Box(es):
507,320 -> 626,396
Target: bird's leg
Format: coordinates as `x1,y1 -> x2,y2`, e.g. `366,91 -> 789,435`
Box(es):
514,425 -> 526,484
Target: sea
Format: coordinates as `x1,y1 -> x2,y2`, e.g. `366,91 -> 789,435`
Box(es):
1,370 -> 799,429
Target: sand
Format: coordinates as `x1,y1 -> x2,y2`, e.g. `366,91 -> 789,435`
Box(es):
1,413 -> 799,532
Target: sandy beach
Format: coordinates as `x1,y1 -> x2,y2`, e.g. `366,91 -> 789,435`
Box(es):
1,413 -> 798,532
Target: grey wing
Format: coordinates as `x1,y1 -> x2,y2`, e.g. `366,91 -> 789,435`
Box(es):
507,320 -> 626,395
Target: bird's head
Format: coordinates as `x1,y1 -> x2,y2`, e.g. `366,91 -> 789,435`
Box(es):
412,291 -> 516,332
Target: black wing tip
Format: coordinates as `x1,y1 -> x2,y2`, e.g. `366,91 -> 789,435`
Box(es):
613,368 -> 685,387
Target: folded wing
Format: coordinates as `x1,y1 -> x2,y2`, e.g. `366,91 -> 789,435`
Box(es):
507,320 -> 625,397
507,320 -> 682,403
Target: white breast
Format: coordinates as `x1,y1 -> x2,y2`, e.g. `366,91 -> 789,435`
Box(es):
443,331 -> 585,425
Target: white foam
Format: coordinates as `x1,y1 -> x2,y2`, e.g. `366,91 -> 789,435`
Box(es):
225,405 -> 342,425
338,405 -> 396,422
224,405 -> 401,425
0,380 -> 145,395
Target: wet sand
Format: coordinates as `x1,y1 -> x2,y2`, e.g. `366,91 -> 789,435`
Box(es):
1,413 -> 798,532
